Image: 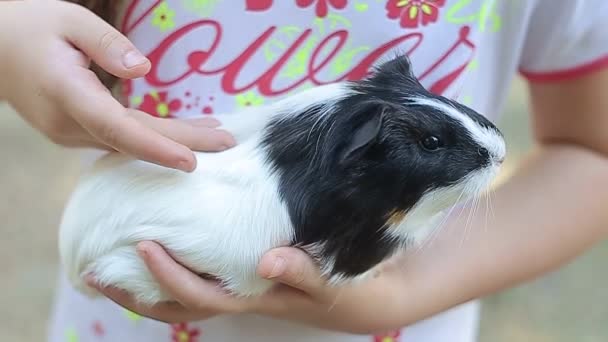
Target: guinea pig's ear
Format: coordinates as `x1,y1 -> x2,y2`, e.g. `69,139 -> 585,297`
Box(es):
339,108 -> 384,165
375,54 -> 415,79
364,54 -> 422,90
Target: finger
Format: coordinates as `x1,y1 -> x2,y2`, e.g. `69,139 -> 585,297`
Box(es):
30,116 -> 109,151
136,241 -> 251,313
85,275 -> 206,323
181,117 -> 221,128
61,69 -> 197,172
62,3 -> 150,79
129,111 -> 237,152
257,247 -> 326,296
60,137 -> 113,151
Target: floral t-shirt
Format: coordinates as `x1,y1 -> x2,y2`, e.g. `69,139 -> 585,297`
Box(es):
48,0 -> 608,341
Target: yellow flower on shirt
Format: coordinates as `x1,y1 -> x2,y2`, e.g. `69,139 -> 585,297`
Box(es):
152,2 -> 176,32
236,91 -> 265,107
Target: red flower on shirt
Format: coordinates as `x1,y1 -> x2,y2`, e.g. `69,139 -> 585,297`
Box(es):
296,0 -> 348,18
92,320 -> 105,337
245,0 -> 274,11
171,323 -> 201,342
386,0 -> 446,28
373,329 -> 402,342
138,90 -> 183,118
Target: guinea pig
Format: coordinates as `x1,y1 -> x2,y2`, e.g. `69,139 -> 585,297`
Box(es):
58,55 -> 506,305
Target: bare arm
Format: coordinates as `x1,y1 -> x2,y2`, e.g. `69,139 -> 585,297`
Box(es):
329,68 -> 606,328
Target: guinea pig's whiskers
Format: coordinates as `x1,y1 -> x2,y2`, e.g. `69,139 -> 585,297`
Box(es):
462,181 -> 491,246
484,193 -> 490,235
327,287 -> 345,313
414,186 -> 468,253
472,194 -> 482,240
489,188 -> 497,221
459,196 -> 475,247
486,186 -> 497,226
468,198 -> 479,244
434,187 -> 470,250
460,179 -> 485,247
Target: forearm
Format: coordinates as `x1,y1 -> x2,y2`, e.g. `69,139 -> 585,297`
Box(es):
395,142 -> 608,325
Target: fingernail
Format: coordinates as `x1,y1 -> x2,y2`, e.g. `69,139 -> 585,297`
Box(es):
85,274 -> 97,287
220,144 -> 231,151
136,244 -> 148,259
123,50 -> 148,69
188,118 -> 221,127
268,257 -> 286,278
176,158 -> 195,172
223,136 -> 237,149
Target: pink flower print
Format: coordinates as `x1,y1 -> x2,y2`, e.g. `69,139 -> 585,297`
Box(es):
92,321 -> 105,337
138,90 -> 183,118
373,329 -> 402,342
171,323 -> 201,342
246,0 -> 274,11
386,0 -> 446,28
296,0 -> 348,18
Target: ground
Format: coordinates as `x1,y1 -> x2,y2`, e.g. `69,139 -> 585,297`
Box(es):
1,78 -> 607,341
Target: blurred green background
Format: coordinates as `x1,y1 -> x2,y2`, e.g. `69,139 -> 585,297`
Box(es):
1,77 -> 606,341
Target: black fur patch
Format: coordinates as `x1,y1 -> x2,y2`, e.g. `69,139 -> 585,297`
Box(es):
261,54 -> 501,278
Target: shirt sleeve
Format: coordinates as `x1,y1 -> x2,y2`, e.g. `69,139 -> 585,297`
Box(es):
518,0 -> 608,83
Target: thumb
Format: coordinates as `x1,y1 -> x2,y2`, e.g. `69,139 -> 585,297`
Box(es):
257,247 -> 325,295
62,4 -> 150,79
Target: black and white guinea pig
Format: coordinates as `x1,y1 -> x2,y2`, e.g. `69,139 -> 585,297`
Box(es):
59,55 -> 506,305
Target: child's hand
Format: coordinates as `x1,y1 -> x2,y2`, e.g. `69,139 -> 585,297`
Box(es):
89,241 -> 409,334
0,1 -> 235,172
88,241 -> 259,323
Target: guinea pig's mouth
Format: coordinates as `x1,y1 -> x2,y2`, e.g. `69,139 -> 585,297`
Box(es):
438,164 -> 502,209
395,163 -> 502,236
463,164 -> 502,195
382,158 -> 504,246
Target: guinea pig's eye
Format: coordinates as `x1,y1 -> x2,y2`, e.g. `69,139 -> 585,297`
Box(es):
420,136 -> 442,151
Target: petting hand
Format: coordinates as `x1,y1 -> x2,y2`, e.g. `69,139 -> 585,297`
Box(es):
88,241 -> 413,335
0,1 -> 235,172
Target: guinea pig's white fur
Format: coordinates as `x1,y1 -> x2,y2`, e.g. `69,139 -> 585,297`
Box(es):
60,83 -> 348,304
59,67 -> 506,306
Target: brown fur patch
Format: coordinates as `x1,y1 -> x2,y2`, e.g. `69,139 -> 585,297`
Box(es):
386,209 -> 407,226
